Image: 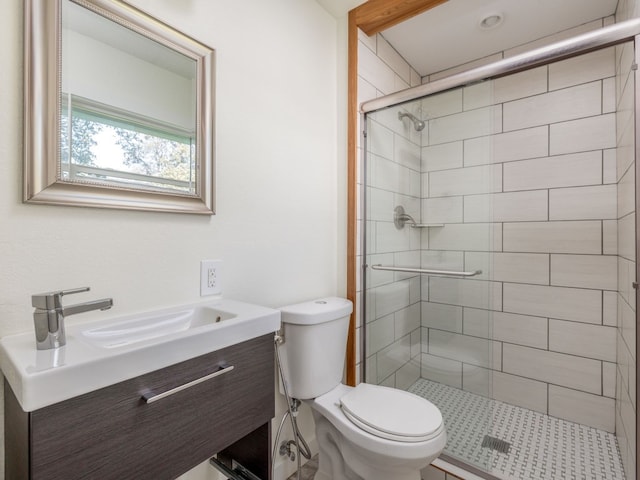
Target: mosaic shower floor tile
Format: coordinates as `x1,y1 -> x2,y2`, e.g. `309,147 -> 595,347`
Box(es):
409,378 -> 626,480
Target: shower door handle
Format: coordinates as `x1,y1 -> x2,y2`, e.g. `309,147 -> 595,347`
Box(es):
370,265 -> 482,277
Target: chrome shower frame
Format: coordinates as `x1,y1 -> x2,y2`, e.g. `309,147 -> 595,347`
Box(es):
361,19 -> 640,114
359,17 -> 640,480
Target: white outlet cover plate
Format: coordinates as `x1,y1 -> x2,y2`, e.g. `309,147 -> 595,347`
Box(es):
201,259 -> 223,296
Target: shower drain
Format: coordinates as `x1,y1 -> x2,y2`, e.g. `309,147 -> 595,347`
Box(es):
481,435 -> 511,454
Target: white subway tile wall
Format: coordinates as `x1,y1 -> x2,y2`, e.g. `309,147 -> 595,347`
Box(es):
502,151 -> 603,191
422,44 -> 620,431
358,11 -> 636,478
368,43 -> 635,432
615,2 -> 638,477
359,31 -> 424,392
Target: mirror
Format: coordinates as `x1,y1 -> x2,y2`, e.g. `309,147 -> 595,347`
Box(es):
24,0 -> 215,214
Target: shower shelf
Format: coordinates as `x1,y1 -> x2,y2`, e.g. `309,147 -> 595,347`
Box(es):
370,264 -> 482,277
393,206 -> 444,229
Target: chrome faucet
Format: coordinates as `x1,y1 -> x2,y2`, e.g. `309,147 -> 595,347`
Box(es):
32,287 -> 113,350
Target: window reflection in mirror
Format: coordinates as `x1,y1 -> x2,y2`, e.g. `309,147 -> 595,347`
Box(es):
61,0 -> 198,195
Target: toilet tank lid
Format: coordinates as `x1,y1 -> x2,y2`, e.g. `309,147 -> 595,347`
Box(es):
279,297 -> 353,325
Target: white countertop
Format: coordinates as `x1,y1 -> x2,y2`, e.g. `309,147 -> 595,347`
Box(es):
0,299 -> 280,412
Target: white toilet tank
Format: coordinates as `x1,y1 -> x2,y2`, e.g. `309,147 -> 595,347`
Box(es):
278,297 -> 353,400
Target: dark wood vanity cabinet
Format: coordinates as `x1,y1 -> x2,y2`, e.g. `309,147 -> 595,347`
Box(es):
5,334 -> 275,480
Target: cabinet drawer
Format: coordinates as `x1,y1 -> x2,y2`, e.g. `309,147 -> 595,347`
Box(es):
29,334 -> 274,480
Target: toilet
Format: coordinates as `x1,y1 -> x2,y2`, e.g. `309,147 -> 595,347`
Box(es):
278,297 -> 446,480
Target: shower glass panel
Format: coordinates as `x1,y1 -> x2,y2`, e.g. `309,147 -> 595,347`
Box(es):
363,39 -> 633,479
364,84 -> 498,472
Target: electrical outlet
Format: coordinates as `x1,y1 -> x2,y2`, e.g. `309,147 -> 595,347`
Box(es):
201,260 -> 222,296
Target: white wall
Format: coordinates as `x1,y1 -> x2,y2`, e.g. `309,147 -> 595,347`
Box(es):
0,0 -> 346,478
64,29 -> 195,130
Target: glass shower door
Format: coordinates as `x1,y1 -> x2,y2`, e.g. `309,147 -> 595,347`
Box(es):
362,28 -> 634,478
363,83 -> 498,473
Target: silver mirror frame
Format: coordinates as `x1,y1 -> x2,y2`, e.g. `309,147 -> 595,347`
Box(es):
24,0 -> 215,214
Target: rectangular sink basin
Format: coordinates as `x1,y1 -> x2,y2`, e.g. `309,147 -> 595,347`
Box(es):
81,306 -> 236,349
0,299 -> 280,412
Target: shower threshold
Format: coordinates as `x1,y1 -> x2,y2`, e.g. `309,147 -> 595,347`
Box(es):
409,378 -> 626,480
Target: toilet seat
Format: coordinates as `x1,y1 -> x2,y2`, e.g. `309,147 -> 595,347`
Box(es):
340,383 -> 443,443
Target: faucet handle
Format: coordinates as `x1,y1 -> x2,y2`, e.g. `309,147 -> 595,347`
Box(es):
32,287 -> 91,310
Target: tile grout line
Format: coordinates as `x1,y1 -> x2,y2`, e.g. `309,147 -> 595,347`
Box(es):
408,378 -> 626,480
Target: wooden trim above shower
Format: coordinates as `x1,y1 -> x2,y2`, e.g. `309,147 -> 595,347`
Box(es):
345,0 -> 447,386
346,9 -> 358,387
352,0 -> 448,36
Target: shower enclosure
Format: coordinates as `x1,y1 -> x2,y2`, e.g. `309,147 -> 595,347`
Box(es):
361,20 -> 638,480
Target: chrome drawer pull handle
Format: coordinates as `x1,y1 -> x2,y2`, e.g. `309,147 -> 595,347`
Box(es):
142,363 -> 234,404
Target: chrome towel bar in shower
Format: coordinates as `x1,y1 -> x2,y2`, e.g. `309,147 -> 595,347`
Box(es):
370,264 -> 482,277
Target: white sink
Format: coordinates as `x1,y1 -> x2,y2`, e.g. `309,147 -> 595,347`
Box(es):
80,306 -> 236,349
0,299 -> 280,412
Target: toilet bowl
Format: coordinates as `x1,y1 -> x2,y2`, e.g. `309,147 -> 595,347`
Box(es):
278,298 -> 446,480
311,383 -> 446,480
